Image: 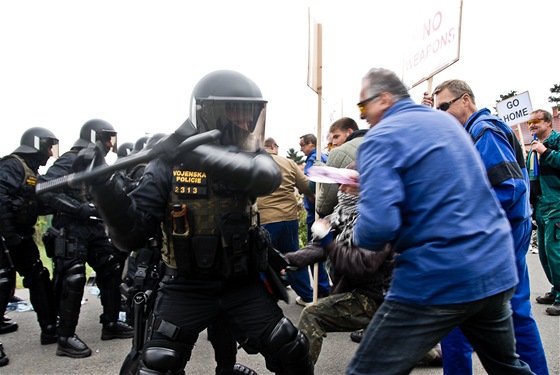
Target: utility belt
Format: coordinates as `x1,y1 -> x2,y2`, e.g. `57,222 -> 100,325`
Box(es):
57,212 -> 103,225
42,227 -> 87,260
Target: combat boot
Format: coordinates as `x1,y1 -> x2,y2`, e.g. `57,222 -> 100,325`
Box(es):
0,343 -> 8,367
101,321 -> 134,340
40,324 -> 58,345
56,335 -> 92,358
0,321 -> 17,335
233,363 -> 259,375
216,363 -> 259,375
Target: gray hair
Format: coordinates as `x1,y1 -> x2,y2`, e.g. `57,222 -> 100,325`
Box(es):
531,109 -> 552,122
433,80 -> 476,105
362,68 -> 410,102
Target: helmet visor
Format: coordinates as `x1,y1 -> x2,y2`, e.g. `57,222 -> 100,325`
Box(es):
36,136 -> 59,159
196,99 -> 266,152
96,130 -> 118,154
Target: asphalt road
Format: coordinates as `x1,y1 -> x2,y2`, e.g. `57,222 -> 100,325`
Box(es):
1,250 -> 558,375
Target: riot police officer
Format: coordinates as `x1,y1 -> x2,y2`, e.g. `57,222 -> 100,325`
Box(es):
83,70 -> 314,374
117,142 -> 134,160
38,119 -> 133,358
0,127 -> 59,346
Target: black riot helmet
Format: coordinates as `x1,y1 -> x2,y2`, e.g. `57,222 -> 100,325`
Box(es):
145,133 -> 167,150
13,127 -> 59,160
116,142 -> 134,159
73,119 -> 117,155
185,70 -> 267,152
130,135 -> 149,155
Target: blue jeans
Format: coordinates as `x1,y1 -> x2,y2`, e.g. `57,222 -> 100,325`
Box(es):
442,220 -> 548,375
345,288 -> 534,375
263,221 -> 317,301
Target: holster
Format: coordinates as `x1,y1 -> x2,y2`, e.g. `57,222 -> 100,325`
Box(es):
42,227 -> 58,258
44,227 -> 84,260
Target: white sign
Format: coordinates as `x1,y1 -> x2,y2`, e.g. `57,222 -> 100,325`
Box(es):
496,91 -> 533,125
402,0 -> 463,88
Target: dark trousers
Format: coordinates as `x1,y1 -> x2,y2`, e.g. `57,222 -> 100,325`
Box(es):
148,275 -> 287,372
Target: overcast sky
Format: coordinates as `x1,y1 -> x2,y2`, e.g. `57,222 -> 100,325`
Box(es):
1,0 -> 558,161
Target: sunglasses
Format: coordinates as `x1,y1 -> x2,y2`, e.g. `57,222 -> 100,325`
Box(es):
436,94 -> 464,111
527,118 -> 546,126
357,93 -> 381,115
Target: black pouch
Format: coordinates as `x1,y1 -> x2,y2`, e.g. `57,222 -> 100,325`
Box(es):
192,235 -> 219,270
248,226 -> 270,272
52,228 -> 67,258
66,236 -> 79,259
42,227 -> 59,258
172,234 -> 193,274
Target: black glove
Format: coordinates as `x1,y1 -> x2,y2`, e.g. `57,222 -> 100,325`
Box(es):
73,142 -> 108,172
78,203 -> 99,220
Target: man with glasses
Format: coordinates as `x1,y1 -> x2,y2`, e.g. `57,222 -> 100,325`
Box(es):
527,109 -> 560,317
345,68 -> 533,374
423,81 -> 548,375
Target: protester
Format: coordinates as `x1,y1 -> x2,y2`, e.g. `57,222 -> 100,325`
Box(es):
286,163 -> 394,364
316,117 -> 366,218
429,81 -> 548,374
526,108 -> 560,317
345,67 -> 533,374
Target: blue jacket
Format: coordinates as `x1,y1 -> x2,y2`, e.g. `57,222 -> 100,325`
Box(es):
464,108 -> 531,223
354,98 -> 518,305
303,148 -> 327,212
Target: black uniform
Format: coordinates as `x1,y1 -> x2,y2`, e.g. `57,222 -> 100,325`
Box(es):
37,119 -> 133,358
0,153 -> 57,344
87,70 -> 314,375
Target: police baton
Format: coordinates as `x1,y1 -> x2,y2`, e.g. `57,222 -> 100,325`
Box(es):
36,129 -> 222,195
0,236 -> 15,270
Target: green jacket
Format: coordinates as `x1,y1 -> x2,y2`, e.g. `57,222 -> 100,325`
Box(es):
527,129 -> 560,203
316,136 -> 364,217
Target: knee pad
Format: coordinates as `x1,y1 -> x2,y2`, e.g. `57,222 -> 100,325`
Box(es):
266,317 -> 313,374
139,340 -> 188,375
267,317 -> 310,358
64,263 -> 86,292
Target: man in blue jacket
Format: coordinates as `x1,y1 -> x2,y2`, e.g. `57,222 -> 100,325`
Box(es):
429,80 -> 548,375
345,67 -> 533,375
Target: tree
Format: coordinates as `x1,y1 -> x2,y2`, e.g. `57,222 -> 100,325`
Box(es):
286,148 -> 304,165
549,83 -> 560,110
493,90 -> 517,115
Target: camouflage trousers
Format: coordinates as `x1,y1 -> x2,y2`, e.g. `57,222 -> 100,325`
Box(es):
297,290 -> 381,364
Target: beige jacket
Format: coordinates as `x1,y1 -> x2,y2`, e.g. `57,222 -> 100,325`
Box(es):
257,149 -> 313,224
